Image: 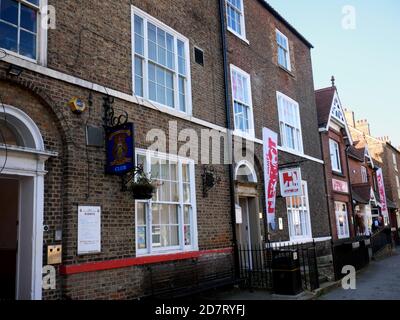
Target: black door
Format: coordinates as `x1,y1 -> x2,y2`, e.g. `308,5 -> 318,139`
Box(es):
0,178 -> 19,299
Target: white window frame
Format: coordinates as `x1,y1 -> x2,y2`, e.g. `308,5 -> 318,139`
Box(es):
134,149 -> 198,256
361,166 -> 368,183
286,181 -> 312,242
396,175 -> 400,200
225,0 -> 248,42
276,29 -> 291,71
329,139 -> 342,173
393,153 -> 398,172
131,6 -> 193,115
335,201 -> 350,239
0,0 -> 47,65
276,91 -> 304,154
230,64 -> 254,137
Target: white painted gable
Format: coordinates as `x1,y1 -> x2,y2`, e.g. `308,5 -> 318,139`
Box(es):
326,90 -> 353,145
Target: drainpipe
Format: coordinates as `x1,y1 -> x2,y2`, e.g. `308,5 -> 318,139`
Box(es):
219,0 -> 240,279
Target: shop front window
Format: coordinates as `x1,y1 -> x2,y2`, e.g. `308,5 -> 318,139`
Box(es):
335,202 -> 350,239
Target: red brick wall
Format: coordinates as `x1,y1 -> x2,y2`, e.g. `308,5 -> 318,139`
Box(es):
226,0 -> 329,241
0,0 -> 234,298
320,127 -> 354,240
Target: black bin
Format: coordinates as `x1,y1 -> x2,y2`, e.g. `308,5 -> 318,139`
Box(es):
271,249 -> 302,295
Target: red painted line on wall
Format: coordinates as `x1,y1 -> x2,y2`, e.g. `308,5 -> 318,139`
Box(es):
59,247 -> 233,275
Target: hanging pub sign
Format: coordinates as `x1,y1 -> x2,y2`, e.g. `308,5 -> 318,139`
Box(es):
279,167 -> 302,197
262,127 -> 278,231
105,123 -> 135,175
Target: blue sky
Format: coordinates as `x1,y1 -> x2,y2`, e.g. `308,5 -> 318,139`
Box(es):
267,0 -> 400,147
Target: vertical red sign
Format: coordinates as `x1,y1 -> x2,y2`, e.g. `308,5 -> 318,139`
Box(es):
263,128 -> 278,231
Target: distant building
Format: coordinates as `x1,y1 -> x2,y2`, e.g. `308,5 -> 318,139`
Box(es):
344,109 -> 400,241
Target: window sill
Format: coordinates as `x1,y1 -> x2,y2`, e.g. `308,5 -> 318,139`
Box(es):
1,48 -> 39,65
278,65 -> 295,78
233,129 -> 255,140
227,28 -> 249,45
135,248 -> 199,259
332,171 -> 346,178
135,96 -> 192,117
278,146 -> 305,157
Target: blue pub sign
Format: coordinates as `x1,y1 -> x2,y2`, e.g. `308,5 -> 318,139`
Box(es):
105,123 -> 135,175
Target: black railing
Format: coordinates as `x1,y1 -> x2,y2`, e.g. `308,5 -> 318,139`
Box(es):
238,241 -> 320,293
371,227 -> 392,255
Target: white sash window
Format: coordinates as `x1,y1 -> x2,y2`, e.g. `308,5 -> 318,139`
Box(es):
135,150 -> 198,255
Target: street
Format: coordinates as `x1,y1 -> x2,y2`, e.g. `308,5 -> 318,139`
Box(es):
319,251 -> 400,300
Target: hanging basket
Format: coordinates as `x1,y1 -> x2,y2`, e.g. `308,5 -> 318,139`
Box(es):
125,165 -> 157,200
129,181 -> 156,200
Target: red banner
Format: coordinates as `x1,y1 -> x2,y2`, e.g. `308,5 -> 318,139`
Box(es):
263,128 -> 278,231
376,168 -> 389,224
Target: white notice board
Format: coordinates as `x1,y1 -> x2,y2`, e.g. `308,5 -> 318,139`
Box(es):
78,206 -> 101,255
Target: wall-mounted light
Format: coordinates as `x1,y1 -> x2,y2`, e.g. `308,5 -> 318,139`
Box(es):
7,64 -> 23,77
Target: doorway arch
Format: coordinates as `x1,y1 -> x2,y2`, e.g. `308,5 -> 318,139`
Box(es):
0,104 -> 55,300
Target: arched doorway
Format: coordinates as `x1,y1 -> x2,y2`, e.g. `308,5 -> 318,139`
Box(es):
234,161 -> 262,248
0,104 -> 56,300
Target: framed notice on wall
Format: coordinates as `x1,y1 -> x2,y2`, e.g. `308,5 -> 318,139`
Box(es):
78,206 -> 101,255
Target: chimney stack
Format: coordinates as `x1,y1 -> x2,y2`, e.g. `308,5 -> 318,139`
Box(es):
355,119 -> 371,136
377,136 -> 392,144
344,108 -> 355,128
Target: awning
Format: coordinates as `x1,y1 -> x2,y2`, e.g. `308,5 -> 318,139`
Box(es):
351,186 -> 370,204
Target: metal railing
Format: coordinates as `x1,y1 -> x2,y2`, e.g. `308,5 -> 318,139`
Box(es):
238,241 -> 320,292
371,227 -> 393,255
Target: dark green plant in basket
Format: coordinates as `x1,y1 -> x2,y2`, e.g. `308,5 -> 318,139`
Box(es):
126,165 -> 157,200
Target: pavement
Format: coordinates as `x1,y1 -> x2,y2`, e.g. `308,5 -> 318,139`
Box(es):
318,249 -> 400,300
198,287 -> 315,300
196,247 -> 400,301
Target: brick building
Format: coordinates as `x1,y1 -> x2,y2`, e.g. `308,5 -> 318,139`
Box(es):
222,0 -> 330,250
0,0 -> 239,300
344,109 -> 396,234
0,0 -> 334,300
347,144 -> 378,235
344,110 -> 400,240
315,82 -> 354,241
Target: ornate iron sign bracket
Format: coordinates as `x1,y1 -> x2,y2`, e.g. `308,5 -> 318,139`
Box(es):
102,95 -> 129,128
201,165 -> 221,198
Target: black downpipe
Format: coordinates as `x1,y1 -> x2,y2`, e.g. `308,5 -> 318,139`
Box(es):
219,0 -> 240,279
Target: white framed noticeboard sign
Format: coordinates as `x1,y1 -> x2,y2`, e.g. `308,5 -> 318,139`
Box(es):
78,206 -> 101,255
